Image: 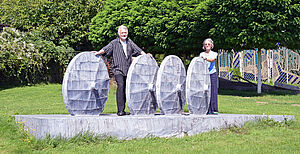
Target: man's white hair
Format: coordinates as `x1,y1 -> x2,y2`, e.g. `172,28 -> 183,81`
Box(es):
118,25 -> 128,35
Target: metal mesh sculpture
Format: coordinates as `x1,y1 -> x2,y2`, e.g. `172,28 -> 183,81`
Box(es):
62,53 -> 211,116
62,52 -> 109,115
186,57 -> 211,114
126,55 -> 159,115
156,55 -> 186,114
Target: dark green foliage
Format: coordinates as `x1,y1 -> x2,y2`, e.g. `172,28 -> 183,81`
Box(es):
89,0 -> 299,59
206,0 -> 300,50
89,0 -> 209,57
0,0 -> 104,50
0,27 -> 76,85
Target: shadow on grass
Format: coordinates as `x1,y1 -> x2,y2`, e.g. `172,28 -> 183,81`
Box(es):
218,89 -> 298,97
0,82 -> 52,91
0,84 -> 24,91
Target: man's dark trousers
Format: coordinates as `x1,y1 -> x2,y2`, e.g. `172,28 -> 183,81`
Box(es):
115,74 -> 127,112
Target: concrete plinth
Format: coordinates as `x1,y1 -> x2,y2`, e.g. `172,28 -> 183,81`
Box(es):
14,114 -> 294,140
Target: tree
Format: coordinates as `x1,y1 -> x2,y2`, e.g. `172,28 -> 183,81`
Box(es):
0,0 -> 104,50
206,0 -> 300,93
89,0 -> 210,61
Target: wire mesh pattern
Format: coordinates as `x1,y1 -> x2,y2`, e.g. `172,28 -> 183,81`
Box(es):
186,57 -> 211,114
156,55 -> 186,114
126,55 -> 159,115
62,52 -> 109,115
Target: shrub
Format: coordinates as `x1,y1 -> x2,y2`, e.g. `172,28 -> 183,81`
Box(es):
0,27 -> 76,85
0,0 -> 104,50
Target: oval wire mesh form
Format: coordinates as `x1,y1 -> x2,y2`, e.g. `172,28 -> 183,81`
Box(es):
186,57 -> 211,114
126,55 -> 159,115
156,55 -> 186,114
62,52 -> 109,115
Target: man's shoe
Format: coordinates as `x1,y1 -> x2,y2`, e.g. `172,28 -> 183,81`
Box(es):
117,111 -> 124,116
117,111 -> 130,116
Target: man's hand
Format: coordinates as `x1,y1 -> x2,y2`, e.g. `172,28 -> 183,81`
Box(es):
146,53 -> 153,57
92,50 -> 104,55
91,51 -> 99,55
141,51 -> 153,57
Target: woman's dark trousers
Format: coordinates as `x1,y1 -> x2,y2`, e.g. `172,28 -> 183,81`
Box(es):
207,72 -> 218,114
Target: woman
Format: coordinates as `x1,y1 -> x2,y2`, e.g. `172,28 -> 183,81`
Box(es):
200,38 -> 219,115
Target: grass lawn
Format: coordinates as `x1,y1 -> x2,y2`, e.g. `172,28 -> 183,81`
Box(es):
0,83 -> 299,153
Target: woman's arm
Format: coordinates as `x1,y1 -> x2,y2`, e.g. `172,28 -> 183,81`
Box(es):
203,57 -> 216,62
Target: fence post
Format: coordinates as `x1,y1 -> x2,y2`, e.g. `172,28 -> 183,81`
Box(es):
269,49 -> 273,84
285,48 -> 289,84
254,49 -> 257,81
267,50 -> 270,83
239,51 -> 243,78
218,49 -> 221,78
256,48 -> 262,94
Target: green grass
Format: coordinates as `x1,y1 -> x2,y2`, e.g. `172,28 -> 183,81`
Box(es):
0,84 -> 299,153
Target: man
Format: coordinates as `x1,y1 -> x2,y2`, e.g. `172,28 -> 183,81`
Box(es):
93,25 -> 151,116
